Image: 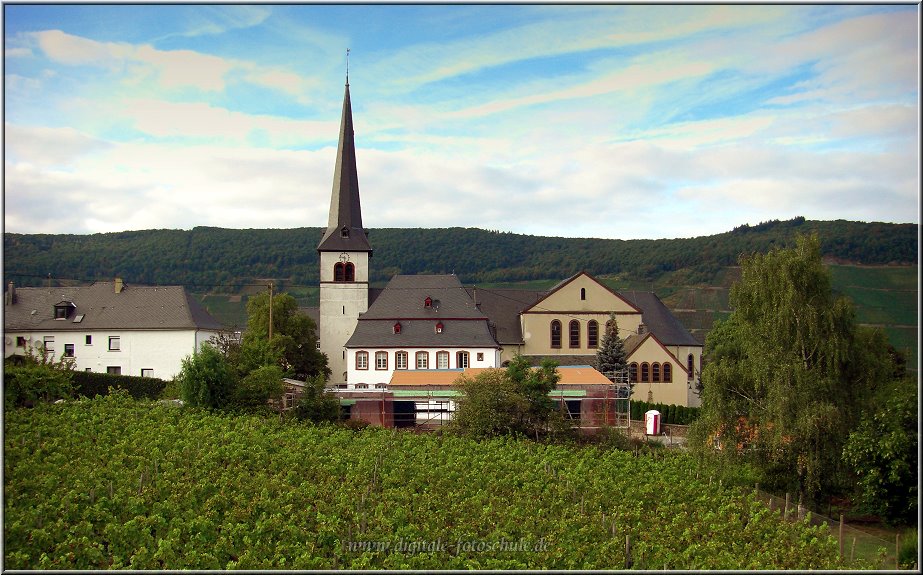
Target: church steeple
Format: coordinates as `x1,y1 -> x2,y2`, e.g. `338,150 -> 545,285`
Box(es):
317,81 -> 372,254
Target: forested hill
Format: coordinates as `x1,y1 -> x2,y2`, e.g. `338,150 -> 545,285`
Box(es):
3,217 -> 917,290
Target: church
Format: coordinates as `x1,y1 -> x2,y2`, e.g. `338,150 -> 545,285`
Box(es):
315,82 -> 703,409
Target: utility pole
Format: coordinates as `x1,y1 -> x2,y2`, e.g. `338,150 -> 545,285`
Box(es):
268,281 -> 274,341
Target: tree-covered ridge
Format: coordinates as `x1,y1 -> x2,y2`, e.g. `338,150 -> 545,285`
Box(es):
3,218 -> 917,290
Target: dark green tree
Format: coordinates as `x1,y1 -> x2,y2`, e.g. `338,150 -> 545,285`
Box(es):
291,374 -> 343,424
689,234 -> 894,502
596,312 -> 628,381
242,291 -> 328,381
452,355 -> 565,440
451,368 -> 527,439
177,344 -> 236,409
234,365 -> 285,410
842,379 -> 918,525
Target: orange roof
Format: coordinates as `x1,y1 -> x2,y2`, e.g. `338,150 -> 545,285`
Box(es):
389,366 -> 612,387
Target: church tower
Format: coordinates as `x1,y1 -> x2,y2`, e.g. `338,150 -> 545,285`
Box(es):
318,81 -> 372,385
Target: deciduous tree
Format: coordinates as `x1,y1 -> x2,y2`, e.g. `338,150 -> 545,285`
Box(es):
690,234 -> 894,502
242,292 -> 328,381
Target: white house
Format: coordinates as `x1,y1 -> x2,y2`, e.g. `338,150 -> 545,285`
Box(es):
3,279 -> 223,380
343,274 -> 501,390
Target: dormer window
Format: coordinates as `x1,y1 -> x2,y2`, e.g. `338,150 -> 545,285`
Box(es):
54,300 -> 75,320
435,322 -> 444,334
340,226 -> 350,238
393,322 -> 402,334
424,297 -> 433,309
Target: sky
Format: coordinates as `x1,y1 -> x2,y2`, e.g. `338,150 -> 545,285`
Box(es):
3,4 -> 920,240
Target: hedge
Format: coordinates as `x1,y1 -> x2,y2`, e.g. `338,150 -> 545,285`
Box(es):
70,371 -> 167,400
629,400 -> 700,425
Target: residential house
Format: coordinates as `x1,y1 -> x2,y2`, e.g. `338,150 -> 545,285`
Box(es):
3,279 -> 223,380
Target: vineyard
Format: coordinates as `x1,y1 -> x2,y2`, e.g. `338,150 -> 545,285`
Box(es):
4,393 -> 853,570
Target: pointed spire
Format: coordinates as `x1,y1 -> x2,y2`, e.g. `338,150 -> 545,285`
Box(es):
318,78 -> 372,253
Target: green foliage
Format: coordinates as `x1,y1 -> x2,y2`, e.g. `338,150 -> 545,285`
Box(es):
233,365 -> 285,410
70,371 -> 166,400
290,374 -> 341,424
4,219 -> 916,292
842,379 -> 918,525
629,401 -> 700,425
3,352 -> 74,408
595,313 -> 628,380
691,234 -> 896,503
4,396 -> 846,570
451,368 -> 526,439
177,344 -> 236,409
452,356 -> 569,441
243,292 -> 328,381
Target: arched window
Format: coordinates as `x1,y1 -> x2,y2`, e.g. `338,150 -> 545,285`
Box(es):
550,320 -> 562,348
569,320 -> 580,348
580,288 -> 586,301
629,363 -> 638,383
587,320 -> 599,348
663,363 -> 672,382
334,262 -> 345,282
415,351 -> 429,369
652,362 -> 661,383
356,351 -> 369,370
641,362 -> 650,383
375,351 -> 388,370
435,322 -> 444,334
436,351 -> 449,369
457,351 -> 470,369
395,351 -> 408,370
344,262 -> 355,282
687,353 -> 695,379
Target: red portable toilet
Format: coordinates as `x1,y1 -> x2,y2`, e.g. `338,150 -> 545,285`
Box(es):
645,410 -> 661,435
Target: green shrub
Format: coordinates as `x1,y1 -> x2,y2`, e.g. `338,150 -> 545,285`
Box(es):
233,365 -> 284,409
3,359 -> 73,408
177,344 -> 236,409
290,375 -> 341,424
70,371 -> 166,400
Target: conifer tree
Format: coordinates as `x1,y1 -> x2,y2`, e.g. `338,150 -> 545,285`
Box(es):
596,312 -> 628,382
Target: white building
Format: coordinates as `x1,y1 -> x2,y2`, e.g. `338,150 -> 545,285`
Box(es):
343,274 -> 501,389
3,279 -> 223,380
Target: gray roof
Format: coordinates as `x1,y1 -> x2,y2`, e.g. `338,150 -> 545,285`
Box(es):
4,282 -> 224,332
619,291 -> 700,347
465,287 -> 544,345
360,275 -> 486,320
318,83 -> 372,253
345,275 -> 497,348
346,319 -> 499,349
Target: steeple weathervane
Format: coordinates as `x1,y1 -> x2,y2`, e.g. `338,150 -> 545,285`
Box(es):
346,48 -> 350,85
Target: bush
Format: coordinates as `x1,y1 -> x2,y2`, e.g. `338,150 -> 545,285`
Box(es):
233,365 -> 284,409
290,375 -> 340,424
3,359 -> 73,408
177,344 -> 236,409
71,371 -> 166,400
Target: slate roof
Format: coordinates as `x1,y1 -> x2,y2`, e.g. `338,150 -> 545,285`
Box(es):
4,282 -> 224,332
619,291 -> 700,346
345,275 -> 498,349
464,287 -> 544,345
359,275 -> 486,320
345,319 -> 499,349
318,83 -> 372,253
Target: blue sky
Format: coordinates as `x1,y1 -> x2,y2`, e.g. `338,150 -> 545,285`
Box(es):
3,4 -> 919,239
